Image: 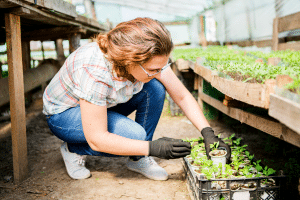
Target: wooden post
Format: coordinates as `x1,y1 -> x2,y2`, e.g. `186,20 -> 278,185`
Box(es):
22,40 -> 32,106
22,41 -> 31,71
199,15 -> 207,48
41,41 -> 45,60
55,39 -> 66,67
69,33 -> 81,54
272,17 -> 279,51
5,13 -> 28,184
0,62 -> 2,79
198,75 -> 203,110
245,0 -> 252,40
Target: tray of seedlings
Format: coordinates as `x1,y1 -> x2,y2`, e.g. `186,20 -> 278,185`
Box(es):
172,46 -> 300,109
182,135 -> 286,200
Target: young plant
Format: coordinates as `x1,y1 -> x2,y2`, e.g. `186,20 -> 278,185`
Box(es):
223,133 -> 235,145
232,138 -> 242,146
210,141 -> 219,151
253,160 -> 263,172
263,166 -> 276,176
245,151 -> 254,160
202,167 -> 214,180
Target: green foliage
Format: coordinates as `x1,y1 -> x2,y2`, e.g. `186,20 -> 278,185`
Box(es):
232,138 -> 242,146
210,141 -> 219,150
262,166 -> 276,176
172,46 -> 300,92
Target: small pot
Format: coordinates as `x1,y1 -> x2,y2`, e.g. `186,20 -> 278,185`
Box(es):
185,155 -> 193,163
241,181 -> 257,191
209,149 -> 227,171
194,168 -> 206,179
230,182 -> 242,191
261,178 -> 275,187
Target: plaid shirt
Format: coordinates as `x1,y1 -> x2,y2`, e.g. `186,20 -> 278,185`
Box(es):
43,42 -> 144,115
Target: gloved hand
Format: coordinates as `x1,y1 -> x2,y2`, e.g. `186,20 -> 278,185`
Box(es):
201,127 -> 231,163
149,137 -> 191,159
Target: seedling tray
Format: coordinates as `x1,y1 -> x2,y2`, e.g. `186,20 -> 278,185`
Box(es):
183,157 -> 286,200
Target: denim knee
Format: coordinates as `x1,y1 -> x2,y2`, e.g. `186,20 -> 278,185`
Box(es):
132,124 -> 147,141
108,115 -> 147,141
146,79 -> 166,100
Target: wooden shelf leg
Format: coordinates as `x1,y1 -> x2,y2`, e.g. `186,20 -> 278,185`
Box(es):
197,75 -> 203,111
69,33 -> 81,54
22,40 -> 32,107
5,13 -> 28,184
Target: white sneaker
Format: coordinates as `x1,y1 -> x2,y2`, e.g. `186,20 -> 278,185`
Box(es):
60,142 -> 91,179
126,156 -> 168,181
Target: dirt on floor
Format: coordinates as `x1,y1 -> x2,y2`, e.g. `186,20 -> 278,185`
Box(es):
0,92 -> 299,200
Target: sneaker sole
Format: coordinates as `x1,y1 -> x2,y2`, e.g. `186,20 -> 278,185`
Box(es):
126,165 -> 168,181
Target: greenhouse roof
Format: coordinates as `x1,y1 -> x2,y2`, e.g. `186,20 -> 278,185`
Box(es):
92,0 -> 208,17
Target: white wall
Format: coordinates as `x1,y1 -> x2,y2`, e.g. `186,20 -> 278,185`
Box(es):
165,25 -> 190,45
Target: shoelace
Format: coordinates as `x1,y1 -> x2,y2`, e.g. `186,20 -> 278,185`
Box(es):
74,155 -> 86,166
145,157 -> 156,166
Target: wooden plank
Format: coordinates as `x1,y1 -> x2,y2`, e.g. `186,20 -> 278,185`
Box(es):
43,0 -> 77,18
194,59 -> 212,82
75,15 -> 103,29
278,41 -> 300,51
278,12 -> 300,33
176,59 -> 190,72
269,94 -> 300,135
2,0 -> 107,32
5,13 -> 28,184
276,75 -> 293,88
272,17 -> 279,51
5,6 -> 31,15
193,61 -> 275,108
21,0 -> 77,17
22,27 -> 87,41
199,91 -> 300,148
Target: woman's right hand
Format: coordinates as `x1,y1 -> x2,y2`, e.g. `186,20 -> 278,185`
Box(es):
149,137 -> 191,159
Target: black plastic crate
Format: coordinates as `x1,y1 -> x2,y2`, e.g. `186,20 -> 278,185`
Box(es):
183,157 -> 286,200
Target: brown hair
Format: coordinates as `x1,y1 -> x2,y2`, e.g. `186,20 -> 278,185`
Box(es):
96,17 -> 173,81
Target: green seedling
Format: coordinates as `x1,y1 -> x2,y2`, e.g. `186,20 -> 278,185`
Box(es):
223,133 -> 235,145
233,138 -> 242,146
245,151 -> 254,160
263,166 -> 276,176
210,141 -> 219,151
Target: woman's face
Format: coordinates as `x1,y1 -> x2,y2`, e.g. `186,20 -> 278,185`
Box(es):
129,55 -> 170,83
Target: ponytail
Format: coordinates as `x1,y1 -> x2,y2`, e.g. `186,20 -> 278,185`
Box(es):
97,34 -> 109,54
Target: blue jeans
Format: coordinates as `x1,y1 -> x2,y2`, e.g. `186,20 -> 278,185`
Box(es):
46,79 -> 166,157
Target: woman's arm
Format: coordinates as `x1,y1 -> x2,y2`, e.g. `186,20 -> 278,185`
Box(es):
156,67 -> 210,131
80,99 -> 149,156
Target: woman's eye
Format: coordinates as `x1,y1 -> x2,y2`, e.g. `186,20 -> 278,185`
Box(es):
150,69 -> 160,72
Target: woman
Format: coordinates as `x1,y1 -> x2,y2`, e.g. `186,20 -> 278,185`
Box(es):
43,17 -> 230,181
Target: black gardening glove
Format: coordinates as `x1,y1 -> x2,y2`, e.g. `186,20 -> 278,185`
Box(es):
201,127 -> 231,163
149,137 -> 191,159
